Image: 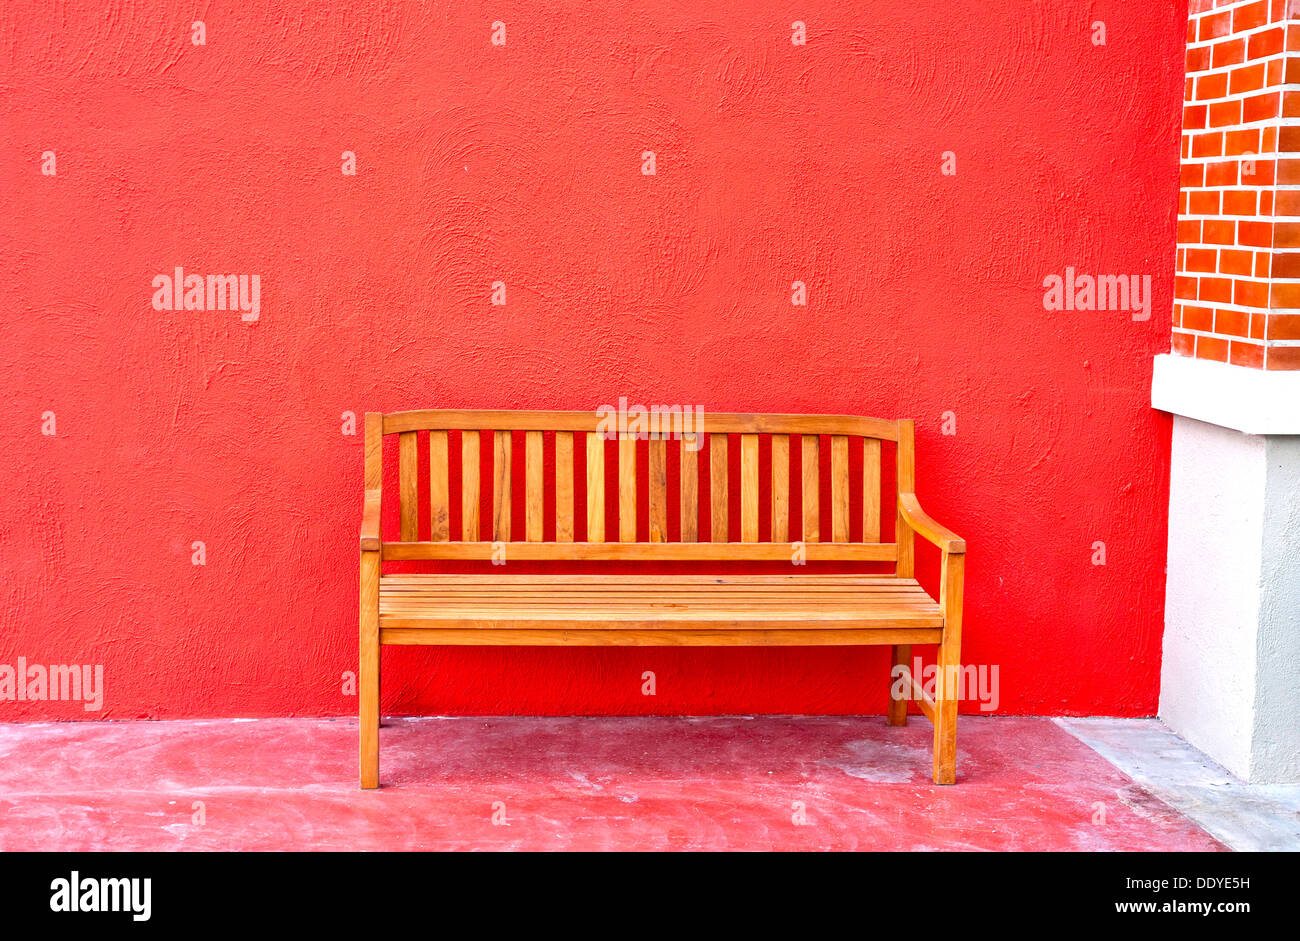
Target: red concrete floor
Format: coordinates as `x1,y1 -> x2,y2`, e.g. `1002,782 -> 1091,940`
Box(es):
0,716 -> 1225,851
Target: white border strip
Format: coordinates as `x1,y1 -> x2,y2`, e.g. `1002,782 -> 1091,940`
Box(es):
1152,352 -> 1300,433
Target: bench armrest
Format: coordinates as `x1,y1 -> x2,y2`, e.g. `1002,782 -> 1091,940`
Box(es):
898,493 -> 966,554
360,489 -> 382,552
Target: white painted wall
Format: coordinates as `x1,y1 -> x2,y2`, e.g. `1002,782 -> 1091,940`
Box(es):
1159,416 -> 1265,780
1251,435 -> 1300,782
1159,415 -> 1300,783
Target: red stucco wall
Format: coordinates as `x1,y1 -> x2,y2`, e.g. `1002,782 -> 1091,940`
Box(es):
1,1 -> 1185,719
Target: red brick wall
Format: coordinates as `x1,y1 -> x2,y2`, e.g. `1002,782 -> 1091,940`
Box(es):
1178,0 -> 1300,369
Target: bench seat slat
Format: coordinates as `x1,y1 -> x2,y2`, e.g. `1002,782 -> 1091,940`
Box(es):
381,573 -> 916,585
384,609 -> 939,621
378,574 -> 942,631
380,627 -> 942,647
383,592 -> 930,603
382,591 -> 935,604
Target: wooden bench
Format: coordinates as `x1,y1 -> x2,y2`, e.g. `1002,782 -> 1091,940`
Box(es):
359,410 -> 966,788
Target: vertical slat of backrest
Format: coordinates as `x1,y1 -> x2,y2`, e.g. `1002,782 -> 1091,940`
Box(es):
740,434 -> 758,542
586,433 -> 605,541
429,431 -> 449,541
461,431 -> 480,540
618,436 -> 636,541
896,419 -> 915,577
831,435 -> 849,542
365,413 -> 383,546
648,438 -> 667,542
680,437 -> 699,542
364,413 -> 383,491
399,431 -> 419,541
801,435 -> 819,542
525,431 -> 543,541
555,432 -> 574,543
863,437 -> 881,543
493,431 -> 512,541
771,434 -> 789,541
710,434 -> 728,543
376,416 -> 893,553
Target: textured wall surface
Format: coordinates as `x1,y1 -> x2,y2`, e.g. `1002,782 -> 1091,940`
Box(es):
1,1 -> 1183,719
1254,432 -> 1300,780
1159,416 -> 1265,778
1159,417 -> 1300,782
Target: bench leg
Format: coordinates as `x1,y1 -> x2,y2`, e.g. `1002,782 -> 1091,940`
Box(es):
360,551 -> 380,789
887,644 -> 910,726
932,633 -> 960,785
376,647 -> 384,728
932,552 -> 964,784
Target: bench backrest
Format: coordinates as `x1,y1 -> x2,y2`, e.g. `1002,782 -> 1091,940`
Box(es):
366,410 -> 916,569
